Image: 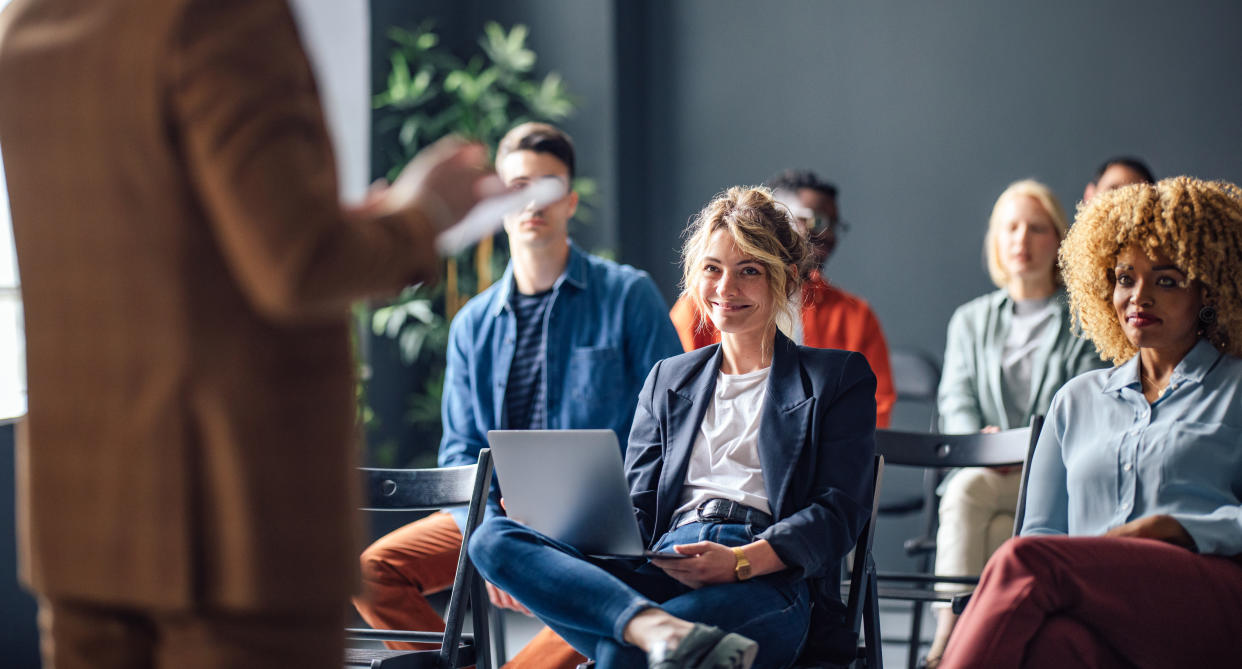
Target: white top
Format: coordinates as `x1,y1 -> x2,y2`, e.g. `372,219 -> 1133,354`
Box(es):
999,296 -> 1057,429
674,366 -> 772,523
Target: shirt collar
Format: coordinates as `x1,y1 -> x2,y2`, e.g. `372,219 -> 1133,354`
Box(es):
490,241 -> 587,316
1101,338 -> 1222,394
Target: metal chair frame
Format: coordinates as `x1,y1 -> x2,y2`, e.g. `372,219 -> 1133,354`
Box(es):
870,417 -> 1043,669
345,449 -> 498,669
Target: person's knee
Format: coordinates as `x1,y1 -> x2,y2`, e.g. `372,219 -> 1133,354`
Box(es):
985,536 -> 1060,581
358,539 -> 398,584
984,513 -> 1015,553
466,516 -> 524,578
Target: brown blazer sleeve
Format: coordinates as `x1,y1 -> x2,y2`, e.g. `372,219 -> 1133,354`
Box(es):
167,0 -> 439,322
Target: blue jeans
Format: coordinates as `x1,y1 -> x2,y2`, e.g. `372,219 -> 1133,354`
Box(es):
468,517 -> 811,669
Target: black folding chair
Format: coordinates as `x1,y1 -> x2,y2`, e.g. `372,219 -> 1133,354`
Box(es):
886,348 -> 941,433
817,454 -> 885,669
345,448 -> 497,669
789,454 -> 885,669
870,417 -> 1043,668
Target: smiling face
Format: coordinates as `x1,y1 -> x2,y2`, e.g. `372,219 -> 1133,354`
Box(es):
994,194 -> 1061,286
1112,245 -> 1204,356
498,149 -> 578,250
695,228 -> 776,338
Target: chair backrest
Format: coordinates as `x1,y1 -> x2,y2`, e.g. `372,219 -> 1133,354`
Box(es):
360,463 -> 480,510
1011,415 -> 1045,536
888,348 -> 941,404
351,449 -> 496,669
874,423 -> 1033,469
843,454 -> 885,638
888,347 -> 941,432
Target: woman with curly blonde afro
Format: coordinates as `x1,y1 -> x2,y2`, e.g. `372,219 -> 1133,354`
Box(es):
941,177 -> 1242,669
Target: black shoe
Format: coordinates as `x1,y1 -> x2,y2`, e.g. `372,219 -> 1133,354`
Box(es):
647,623 -> 758,669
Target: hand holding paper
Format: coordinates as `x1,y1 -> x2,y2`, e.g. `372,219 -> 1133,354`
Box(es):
435,177 -> 566,255
377,136 -> 503,232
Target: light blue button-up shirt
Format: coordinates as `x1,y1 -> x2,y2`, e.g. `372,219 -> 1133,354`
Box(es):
1022,338 -> 1242,556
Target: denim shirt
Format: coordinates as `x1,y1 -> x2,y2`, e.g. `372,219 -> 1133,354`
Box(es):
1022,339 -> 1242,556
439,242 -> 683,523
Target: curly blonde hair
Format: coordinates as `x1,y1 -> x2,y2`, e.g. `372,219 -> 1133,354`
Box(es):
680,186 -> 813,339
1059,176 -> 1242,363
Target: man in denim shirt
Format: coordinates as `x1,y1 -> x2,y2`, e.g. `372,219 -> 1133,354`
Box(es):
354,123 -> 682,668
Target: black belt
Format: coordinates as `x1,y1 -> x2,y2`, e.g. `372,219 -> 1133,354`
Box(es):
679,498 -> 773,531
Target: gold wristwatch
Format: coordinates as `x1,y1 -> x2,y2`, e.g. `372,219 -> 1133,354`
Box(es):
732,546 -> 752,581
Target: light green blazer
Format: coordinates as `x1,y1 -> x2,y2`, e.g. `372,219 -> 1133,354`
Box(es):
937,289 -> 1107,433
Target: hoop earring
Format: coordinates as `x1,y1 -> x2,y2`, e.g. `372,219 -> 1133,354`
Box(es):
1199,305 -> 1218,324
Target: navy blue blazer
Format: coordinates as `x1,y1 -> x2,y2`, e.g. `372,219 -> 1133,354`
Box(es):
624,330 -> 876,628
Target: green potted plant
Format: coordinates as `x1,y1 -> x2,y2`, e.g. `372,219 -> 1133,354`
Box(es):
366,21 -> 587,467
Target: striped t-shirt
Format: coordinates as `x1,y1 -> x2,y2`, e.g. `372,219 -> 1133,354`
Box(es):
504,289 -> 554,429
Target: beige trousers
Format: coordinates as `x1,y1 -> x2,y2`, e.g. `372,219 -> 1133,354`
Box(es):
933,468 -> 1022,593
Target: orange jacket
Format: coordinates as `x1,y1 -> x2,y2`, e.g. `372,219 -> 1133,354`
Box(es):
670,272 -> 895,427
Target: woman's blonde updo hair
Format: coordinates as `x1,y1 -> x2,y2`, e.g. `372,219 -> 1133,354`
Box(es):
984,179 -> 1070,288
1059,176 -> 1242,363
680,186 -> 814,338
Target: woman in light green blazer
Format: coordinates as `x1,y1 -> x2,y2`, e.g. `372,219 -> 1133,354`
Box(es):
922,180 -> 1106,668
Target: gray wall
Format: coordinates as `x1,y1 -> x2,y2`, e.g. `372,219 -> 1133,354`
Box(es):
623,0 -> 1242,361
382,0 -> 1242,362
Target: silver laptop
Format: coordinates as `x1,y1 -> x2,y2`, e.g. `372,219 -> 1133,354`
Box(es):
486,429 -> 686,559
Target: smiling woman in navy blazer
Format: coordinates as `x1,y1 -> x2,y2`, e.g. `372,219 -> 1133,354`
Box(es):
470,186 -> 876,669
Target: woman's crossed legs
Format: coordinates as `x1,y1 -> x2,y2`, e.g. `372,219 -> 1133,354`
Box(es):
469,517 -> 809,668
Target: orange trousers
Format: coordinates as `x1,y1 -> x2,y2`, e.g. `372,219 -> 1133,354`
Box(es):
355,511 -> 586,668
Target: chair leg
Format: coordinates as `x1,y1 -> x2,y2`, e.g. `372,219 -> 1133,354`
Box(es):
906,602 -> 923,669
489,603 -> 508,665
470,574 -> 493,669
864,556 -> 883,669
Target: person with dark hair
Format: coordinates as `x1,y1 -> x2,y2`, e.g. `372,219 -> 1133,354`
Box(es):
469,185 -> 876,669
1082,155 -> 1155,202
353,122 -> 682,669
669,169 -> 896,427
0,1 -> 499,667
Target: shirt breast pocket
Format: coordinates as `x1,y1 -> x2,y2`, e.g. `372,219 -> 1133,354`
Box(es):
1156,421 -> 1242,498
565,345 -> 625,425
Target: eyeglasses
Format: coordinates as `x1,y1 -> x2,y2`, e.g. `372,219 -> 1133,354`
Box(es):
799,214 -> 850,235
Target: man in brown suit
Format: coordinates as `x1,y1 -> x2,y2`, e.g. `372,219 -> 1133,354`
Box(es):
0,1 -> 497,667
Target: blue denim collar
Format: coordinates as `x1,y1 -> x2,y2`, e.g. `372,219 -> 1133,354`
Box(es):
489,241 -> 589,317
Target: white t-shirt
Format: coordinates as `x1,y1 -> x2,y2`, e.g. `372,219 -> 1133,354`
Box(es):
674,366 -> 772,524
1000,296 -> 1057,428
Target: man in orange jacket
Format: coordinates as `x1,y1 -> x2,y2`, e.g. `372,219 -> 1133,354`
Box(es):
670,170 -> 896,426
